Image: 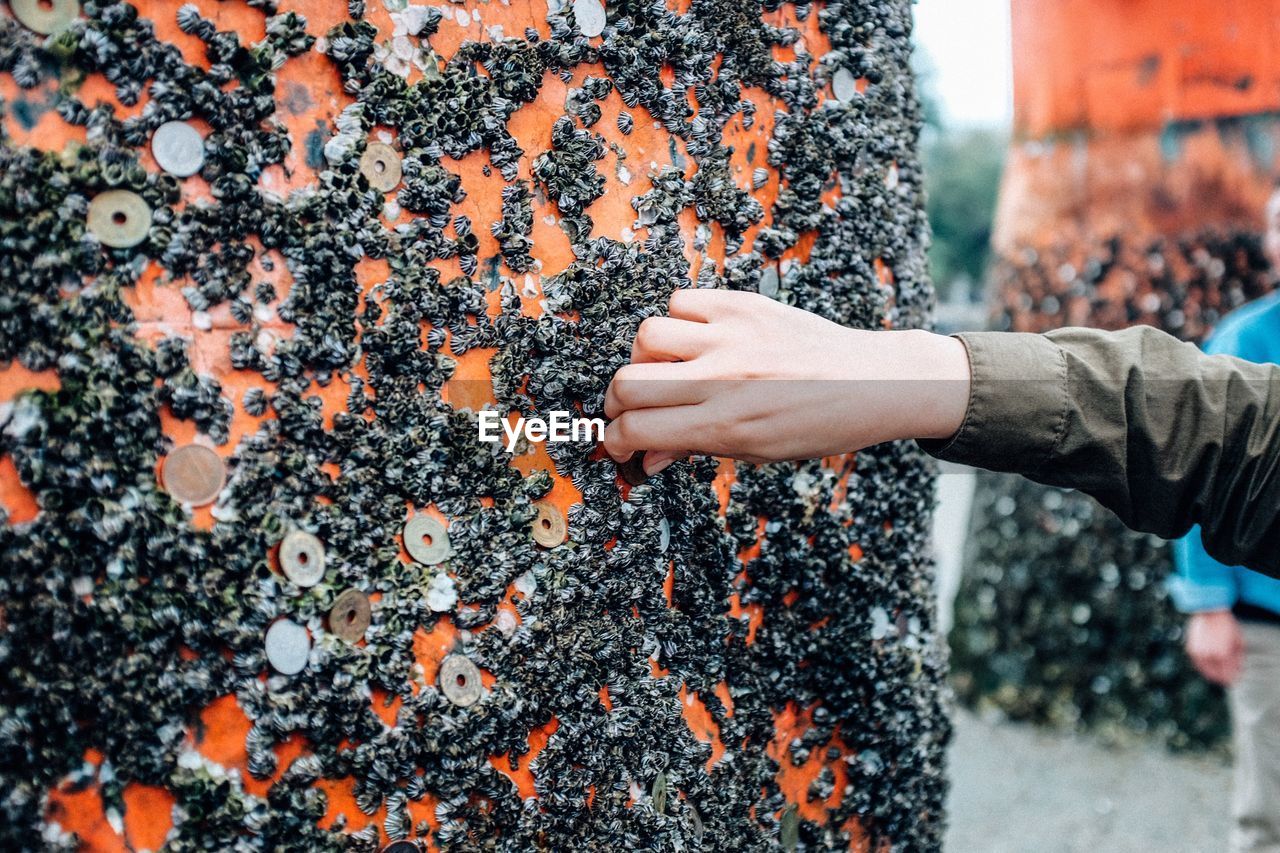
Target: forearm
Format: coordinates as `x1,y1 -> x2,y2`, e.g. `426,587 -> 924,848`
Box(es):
921,325 -> 1280,577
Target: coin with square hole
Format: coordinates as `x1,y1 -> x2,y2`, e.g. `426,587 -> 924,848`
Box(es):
11,0 -> 79,34
161,444 -> 225,506
404,515 -> 450,564
151,120 -> 205,177
439,653 -> 482,707
328,588 -> 371,642
87,190 -> 152,248
360,142 -> 402,192
280,530 -> 325,587
531,500 -> 566,548
264,618 -> 310,675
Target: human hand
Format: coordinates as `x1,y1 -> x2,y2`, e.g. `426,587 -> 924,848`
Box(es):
1185,609 -> 1244,686
602,289 -> 971,474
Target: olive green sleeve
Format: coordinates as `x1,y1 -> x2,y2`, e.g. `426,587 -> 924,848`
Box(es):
918,325 -> 1280,577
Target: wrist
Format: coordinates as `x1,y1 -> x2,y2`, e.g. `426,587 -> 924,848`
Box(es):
894,330 -> 971,441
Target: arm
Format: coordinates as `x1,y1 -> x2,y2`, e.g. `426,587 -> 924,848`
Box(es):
603,290 -> 1280,577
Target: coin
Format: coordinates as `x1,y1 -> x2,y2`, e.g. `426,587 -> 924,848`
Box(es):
758,264 -> 780,298
264,618 -> 310,675
279,530 -> 325,587
658,517 -> 670,554
151,120 -> 205,177
572,0 -> 606,37
651,770 -> 668,813
87,190 -> 152,248
360,142 -> 402,192
618,453 -> 649,486
10,0 -> 79,35
530,500 -> 567,548
161,444 -> 225,506
328,588 -> 371,642
381,842 -> 421,853
404,515 -> 450,565
832,67 -> 859,102
438,653 -> 482,707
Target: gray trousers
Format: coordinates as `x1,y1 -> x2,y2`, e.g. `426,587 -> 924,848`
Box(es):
1231,620 -> 1280,853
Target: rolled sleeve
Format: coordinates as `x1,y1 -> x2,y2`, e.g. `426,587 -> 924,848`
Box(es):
917,330 -> 1070,476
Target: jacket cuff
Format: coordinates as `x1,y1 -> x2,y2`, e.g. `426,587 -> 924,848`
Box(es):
916,331 -> 1070,474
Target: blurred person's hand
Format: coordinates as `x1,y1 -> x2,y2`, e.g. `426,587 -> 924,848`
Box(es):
602,290 -> 970,474
1185,609 -> 1244,686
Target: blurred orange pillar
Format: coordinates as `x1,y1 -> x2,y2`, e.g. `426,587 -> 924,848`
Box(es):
995,0 -> 1280,252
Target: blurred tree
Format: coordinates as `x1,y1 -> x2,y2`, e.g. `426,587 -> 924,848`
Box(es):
923,128 -> 1005,302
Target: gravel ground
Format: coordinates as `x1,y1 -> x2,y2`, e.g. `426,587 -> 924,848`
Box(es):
945,707 -> 1232,852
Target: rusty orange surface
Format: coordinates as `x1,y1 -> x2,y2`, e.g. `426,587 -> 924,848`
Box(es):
1,0 -> 874,849
999,0 -> 1280,252
1012,0 -> 1280,138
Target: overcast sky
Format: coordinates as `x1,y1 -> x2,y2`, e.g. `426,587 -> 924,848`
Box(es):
912,0 -> 1012,129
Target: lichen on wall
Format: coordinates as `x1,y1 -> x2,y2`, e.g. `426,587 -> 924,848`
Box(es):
0,1 -> 945,850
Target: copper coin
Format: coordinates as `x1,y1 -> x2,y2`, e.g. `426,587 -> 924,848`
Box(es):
360,142 -> 402,192
438,653 -> 482,707
530,500 -> 567,548
328,588 -> 371,642
381,842 -> 421,853
161,444 -> 225,506
404,515 -> 450,564
87,190 -> 152,248
618,453 -> 649,486
10,0 -> 79,34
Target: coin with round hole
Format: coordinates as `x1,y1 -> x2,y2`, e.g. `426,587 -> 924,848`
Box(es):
360,142 -> 402,192
279,530 -> 325,587
438,653 -> 482,707
404,515 -> 450,564
572,0 -> 606,37
87,190 -> 152,248
264,618 -> 310,675
161,444 -> 225,506
328,588 -> 371,643
530,500 -> 566,548
151,120 -> 205,177
11,0 -> 80,35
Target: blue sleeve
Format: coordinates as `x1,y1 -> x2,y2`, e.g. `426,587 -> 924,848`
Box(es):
1169,524 -> 1238,612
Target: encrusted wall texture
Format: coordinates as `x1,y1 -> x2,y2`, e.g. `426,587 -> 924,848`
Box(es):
0,1 -> 945,850
952,0 -> 1280,749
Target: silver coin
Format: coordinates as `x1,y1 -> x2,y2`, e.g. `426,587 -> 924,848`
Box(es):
658,517 -> 670,554
279,530 -> 325,587
10,0 -> 79,35
439,653 -> 482,707
832,67 -> 859,102
264,619 -> 310,675
151,121 -> 205,177
758,265 -> 780,299
404,515 -> 450,564
87,190 -> 152,249
572,0 -> 606,37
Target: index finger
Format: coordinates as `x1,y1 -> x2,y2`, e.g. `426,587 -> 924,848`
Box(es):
668,288 -> 745,322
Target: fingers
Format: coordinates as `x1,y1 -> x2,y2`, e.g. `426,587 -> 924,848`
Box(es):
668,288 -> 760,322
1192,650 -> 1243,686
603,405 -> 709,461
604,362 -> 704,419
632,316 -> 712,363
642,449 -> 687,476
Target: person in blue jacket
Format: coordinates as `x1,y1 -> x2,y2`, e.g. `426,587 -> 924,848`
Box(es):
1170,188 -> 1280,853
